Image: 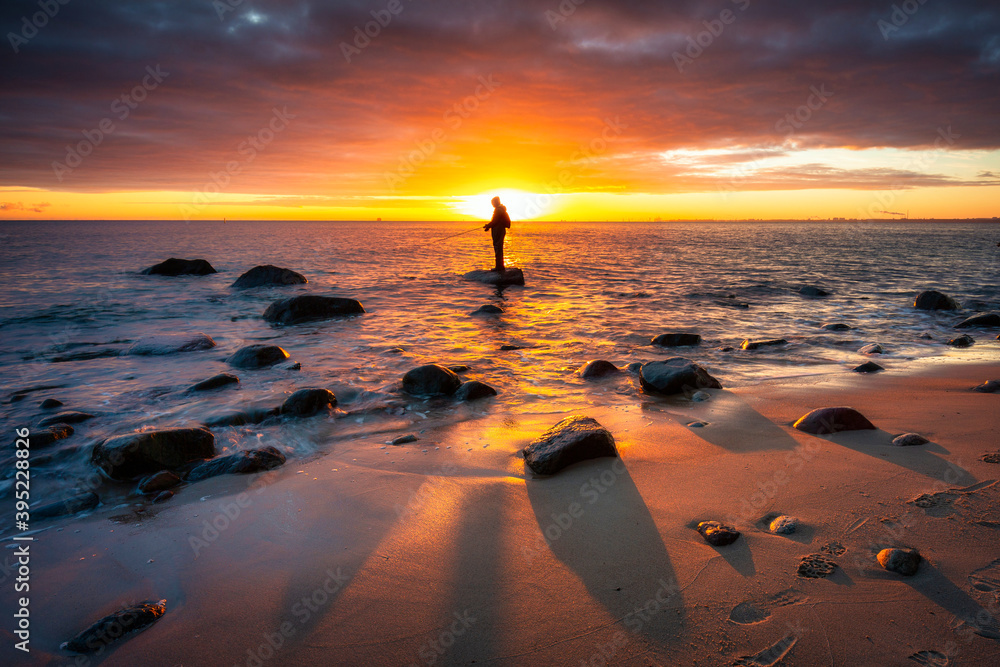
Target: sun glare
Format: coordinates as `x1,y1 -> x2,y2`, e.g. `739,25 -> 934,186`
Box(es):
451,189 -> 552,221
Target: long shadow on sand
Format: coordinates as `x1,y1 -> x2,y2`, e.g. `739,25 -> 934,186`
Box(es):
525,457 -> 685,650
814,430 -> 977,486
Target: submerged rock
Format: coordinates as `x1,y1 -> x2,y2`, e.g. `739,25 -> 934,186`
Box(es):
231,265 -> 307,289
652,333 -> 701,347
127,333 -> 216,356
280,388 -> 337,416
262,295 -> 365,324
955,312 -> 1000,328
203,408 -> 277,428
877,547 -> 921,576
821,323 -> 852,331
948,334 -> 975,348
141,258 -> 216,276
61,600 -> 167,654
522,415 -> 617,475
38,411 -> 95,426
40,398 -> 64,409
696,521 -> 740,546
188,373 -> 239,392
186,446 -> 286,482
691,391 -> 711,402
853,361 -> 885,373
858,343 -> 884,355
741,338 -> 788,350
793,407 -> 876,435
454,380 -> 497,401
93,428 -> 216,480
972,380 -> 1000,393
226,344 -> 290,369
893,433 -> 929,447
639,358 -> 722,395
463,268 -> 525,286
30,424 -> 74,448
913,290 -> 959,311
769,515 -> 798,534
470,304 -> 504,315
799,285 -> 830,297
500,344 -> 525,351
32,492 -> 99,519
138,471 -> 182,494
402,364 -> 461,397
578,360 -> 620,379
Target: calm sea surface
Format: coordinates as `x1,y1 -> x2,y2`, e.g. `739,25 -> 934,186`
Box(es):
1,220 -> 998,507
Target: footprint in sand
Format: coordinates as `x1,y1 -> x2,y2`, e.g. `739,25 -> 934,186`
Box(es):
733,635 -> 797,666
982,452 -> 1000,464
797,554 -> 837,578
820,540 -> 847,557
729,589 -> 808,625
969,558 -> 1000,598
909,491 -> 958,516
908,650 -> 949,666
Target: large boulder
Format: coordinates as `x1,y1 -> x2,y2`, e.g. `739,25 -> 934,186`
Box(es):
280,388 -> 337,416
652,333 -> 701,347
92,428 -> 216,480
127,333 -> 216,356
402,364 -> 461,397
913,290 -> 959,311
522,416 -> 617,475
185,446 -> 286,482
141,258 -> 216,276
454,380 -> 497,401
262,295 -> 365,324
793,407 -> 876,435
578,360 -> 620,379
232,265 -> 307,289
463,268 -> 525,286
639,358 -> 722,395
955,313 -> 1000,328
226,344 -> 289,369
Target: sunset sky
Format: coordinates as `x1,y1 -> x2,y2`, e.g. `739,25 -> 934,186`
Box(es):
1,0 -> 998,221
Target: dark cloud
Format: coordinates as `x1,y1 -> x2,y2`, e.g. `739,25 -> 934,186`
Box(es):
0,0 -> 997,195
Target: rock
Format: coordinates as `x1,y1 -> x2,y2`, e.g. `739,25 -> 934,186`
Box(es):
402,364 -> 461,397
626,362 -> 643,373
152,491 -> 175,503
948,334 -> 974,348
454,380 -> 497,401
687,420 -> 708,428
972,380 -> 1000,393
799,286 -> 830,297
471,304 -> 504,315
391,434 -> 419,445
231,265 -> 307,289
853,361 -> 884,373
893,433 -> 929,447
955,312 -> 1000,328
913,290 -> 959,311
203,408 -> 277,427
652,333 -> 701,347
138,471 -> 182,494
61,600 -> 167,654
500,344 -> 525,351
449,365 -> 470,373
280,388 -> 337,416
51,349 -> 122,363
691,391 -> 711,402
821,323 -> 851,331
769,515 -> 798,534
189,373 -> 240,392
226,344 -> 290,369
522,416 -> 617,475
696,521 -> 740,546
92,428 -> 216,480
463,268 -> 525,286
275,360 -> 301,371
793,407 -> 876,434
40,398 -> 64,409
578,360 -> 620,379
185,446 -> 286,482
858,343 -> 884,355
741,339 -> 788,350
877,547 -> 921,576
28,424 -> 74,448
38,411 -> 95,426
718,346 -> 735,352
32,492 -> 99,519
141,258 -> 216,276
127,333 -> 216,356
639,358 -> 722,395
262,295 -> 365,325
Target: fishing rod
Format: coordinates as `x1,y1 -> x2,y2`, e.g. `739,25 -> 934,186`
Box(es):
415,225 -> 483,246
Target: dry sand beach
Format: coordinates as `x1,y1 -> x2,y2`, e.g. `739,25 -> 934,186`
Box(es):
5,358 -> 999,666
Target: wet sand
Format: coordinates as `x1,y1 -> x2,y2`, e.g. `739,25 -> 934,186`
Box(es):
3,360 -> 1000,666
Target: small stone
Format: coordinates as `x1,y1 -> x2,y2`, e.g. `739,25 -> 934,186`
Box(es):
853,361 -> 884,373
651,333 -> 701,347
691,390 -> 711,402
522,416 -> 617,475
793,407 -> 876,435
626,362 -> 643,373
686,421 -> 708,428
454,380 -> 497,401
877,547 -> 921,576
948,334 -> 974,348
61,600 -> 167,653
913,290 -> 959,311
821,323 -> 851,331
127,333 -> 216,355
639,358 -> 722,395
392,434 -> 419,445
448,365 -> 470,373
858,343 -> 884,355
40,398 -> 64,409
280,388 -> 337,416
972,380 -> 1000,393
799,286 -> 830,297
500,344 -> 525,351
188,373 -> 239,392
402,364 -> 461,397
152,491 -> 175,504
741,339 -> 787,350
226,344 -> 290,369
470,304 -> 504,315
138,471 -> 182,494
892,433 -> 929,447
141,258 -> 216,276
769,515 -> 798,534
579,360 -> 620,379
38,411 -> 95,426
696,521 -> 740,546
27,424 -> 74,448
